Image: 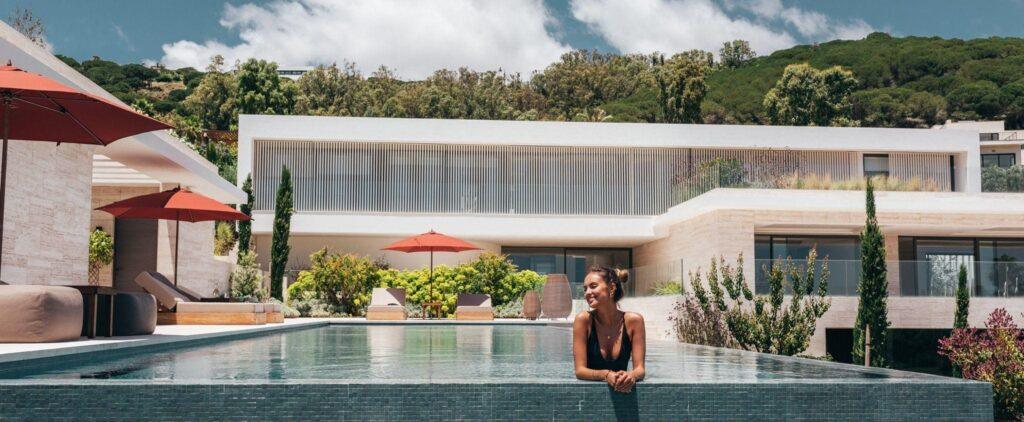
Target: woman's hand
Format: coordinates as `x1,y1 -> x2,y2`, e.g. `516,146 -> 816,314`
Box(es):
604,370 -> 622,389
613,370 -> 637,393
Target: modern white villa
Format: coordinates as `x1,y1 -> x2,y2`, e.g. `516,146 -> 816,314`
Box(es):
240,115 -> 1024,356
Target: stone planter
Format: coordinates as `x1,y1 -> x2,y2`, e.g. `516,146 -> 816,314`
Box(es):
540,273 -> 572,319
522,290 -> 540,320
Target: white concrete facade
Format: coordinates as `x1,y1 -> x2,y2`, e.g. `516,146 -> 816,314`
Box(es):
241,113 -> 1023,359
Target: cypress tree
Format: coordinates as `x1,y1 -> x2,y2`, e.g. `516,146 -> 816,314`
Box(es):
852,178 -> 891,367
270,166 -> 293,301
237,174 -> 254,260
954,263 -> 969,329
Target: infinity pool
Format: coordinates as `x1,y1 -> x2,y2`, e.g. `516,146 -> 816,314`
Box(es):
0,325 -> 935,382
0,324 -> 994,420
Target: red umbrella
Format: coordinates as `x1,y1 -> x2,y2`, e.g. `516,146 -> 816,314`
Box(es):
0,63 -> 170,279
382,230 -> 479,316
97,187 -> 250,286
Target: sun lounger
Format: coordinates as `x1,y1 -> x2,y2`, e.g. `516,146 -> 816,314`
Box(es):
455,293 -> 493,320
366,287 -> 407,320
134,272 -> 267,325
0,285 -> 83,342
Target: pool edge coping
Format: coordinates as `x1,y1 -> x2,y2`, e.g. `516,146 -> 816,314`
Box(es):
0,319 -> 986,387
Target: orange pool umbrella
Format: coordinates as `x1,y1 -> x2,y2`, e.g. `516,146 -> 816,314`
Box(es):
382,230 -> 479,308
0,62 -> 170,279
97,187 -> 250,286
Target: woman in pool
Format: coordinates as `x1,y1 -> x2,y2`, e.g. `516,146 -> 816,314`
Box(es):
572,266 -> 646,393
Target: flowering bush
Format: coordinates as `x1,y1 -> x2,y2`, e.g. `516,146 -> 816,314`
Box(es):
939,308 -> 1024,420
669,293 -> 735,348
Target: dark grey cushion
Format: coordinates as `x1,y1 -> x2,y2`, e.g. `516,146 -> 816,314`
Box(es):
114,292 -> 157,336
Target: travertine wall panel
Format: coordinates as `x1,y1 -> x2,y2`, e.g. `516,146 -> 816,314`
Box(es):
3,142 -> 92,285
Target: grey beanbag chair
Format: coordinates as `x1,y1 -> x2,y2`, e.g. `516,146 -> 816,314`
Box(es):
0,285 -> 83,342
114,292 -> 157,336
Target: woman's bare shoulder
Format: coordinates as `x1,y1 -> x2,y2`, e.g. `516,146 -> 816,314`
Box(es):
574,311 -> 592,324
623,311 -> 645,328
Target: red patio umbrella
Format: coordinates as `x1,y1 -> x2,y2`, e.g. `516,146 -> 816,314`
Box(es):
0,62 -> 170,279
382,230 -> 479,315
97,187 -> 250,286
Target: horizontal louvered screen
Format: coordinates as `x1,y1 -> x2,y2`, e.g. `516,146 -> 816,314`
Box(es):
252,140 -> 954,215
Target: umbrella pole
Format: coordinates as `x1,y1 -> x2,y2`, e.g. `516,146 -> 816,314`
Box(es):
0,97 -> 9,281
174,218 -> 179,286
429,250 -> 434,318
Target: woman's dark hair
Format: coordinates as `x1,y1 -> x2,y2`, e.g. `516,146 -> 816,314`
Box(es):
586,266 -> 629,302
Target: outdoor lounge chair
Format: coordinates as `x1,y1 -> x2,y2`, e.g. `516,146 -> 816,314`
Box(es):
0,285 -> 83,342
134,272 -> 267,325
366,287 -> 407,320
155,275 -> 283,323
455,293 -> 493,320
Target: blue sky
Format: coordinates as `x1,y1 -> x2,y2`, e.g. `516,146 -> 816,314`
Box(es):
3,0 -> 1023,78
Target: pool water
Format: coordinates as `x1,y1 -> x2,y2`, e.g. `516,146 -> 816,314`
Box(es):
0,325 -> 938,382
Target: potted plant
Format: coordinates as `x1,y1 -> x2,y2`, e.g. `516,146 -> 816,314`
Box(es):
88,227 -> 114,285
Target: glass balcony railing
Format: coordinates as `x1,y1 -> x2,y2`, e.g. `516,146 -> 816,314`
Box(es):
753,259 -> 1024,298
624,259 -> 685,298
623,258 -> 1024,298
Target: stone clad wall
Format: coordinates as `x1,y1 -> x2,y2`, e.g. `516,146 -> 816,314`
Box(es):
633,206 -> 1024,355
2,142 -> 93,285
159,218 -> 232,297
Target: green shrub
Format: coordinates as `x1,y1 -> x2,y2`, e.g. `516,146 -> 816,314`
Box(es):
377,265 -> 467,317
377,254 -> 544,317
286,270 -> 315,303
214,221 -> 236,256
494,296 -> 525,318
652,280 -> 683,295
308,249 -> 380,316
286,251 -> 544,318
289,293 -> 346,317
982,165 -> 1024,192
230,251 -> 268,302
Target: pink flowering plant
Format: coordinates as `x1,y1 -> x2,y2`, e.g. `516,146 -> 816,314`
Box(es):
938,308 -> 1024,420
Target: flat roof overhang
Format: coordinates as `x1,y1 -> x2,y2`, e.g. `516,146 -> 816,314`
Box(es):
250,212 -> 658,248
0,23 -> 244,203
658,188 -> 1024,237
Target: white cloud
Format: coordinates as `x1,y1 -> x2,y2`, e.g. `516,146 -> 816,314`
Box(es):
572,0 -> 874,57
736,0 -> 874,40
157,0 -> 571,79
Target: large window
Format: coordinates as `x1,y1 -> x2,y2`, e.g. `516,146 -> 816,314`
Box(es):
754,235 -> 860,295
863,154 -> 890,178
503,247 -> 631,286
981,153 -> 1016,168
899,237 -> 1024,297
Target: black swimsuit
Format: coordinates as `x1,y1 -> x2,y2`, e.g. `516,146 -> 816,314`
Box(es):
585,311 -> 631,371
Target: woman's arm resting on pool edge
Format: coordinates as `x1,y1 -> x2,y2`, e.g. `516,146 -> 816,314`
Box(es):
628,312 -> 646,382
572,312 -> 613,382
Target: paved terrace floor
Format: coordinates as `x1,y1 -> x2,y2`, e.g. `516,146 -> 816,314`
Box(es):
0,318 -> 571,365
